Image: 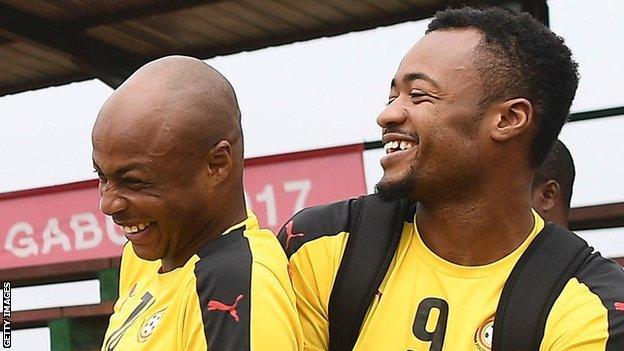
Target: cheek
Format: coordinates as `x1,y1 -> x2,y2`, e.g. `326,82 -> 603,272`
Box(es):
168,191 -> 207,222
428,104 -> 480,146
128,194 -> 177,227
421,125 -> 479,171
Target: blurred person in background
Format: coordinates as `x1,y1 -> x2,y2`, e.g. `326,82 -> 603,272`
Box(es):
532,139 -> 576,228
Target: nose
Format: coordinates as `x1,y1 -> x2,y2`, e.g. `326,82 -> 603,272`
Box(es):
99,185 -> 129,216
377,101 -> 408,129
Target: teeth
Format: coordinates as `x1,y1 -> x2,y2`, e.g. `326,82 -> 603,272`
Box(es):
399,141 -> 414,150
384,140 -> 415,153
121,222 -> 152,234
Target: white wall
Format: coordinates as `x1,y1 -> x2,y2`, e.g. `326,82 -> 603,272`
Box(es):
13,280 -> 100,311
549,0 -> 624,112
10,328 -> 50,351
560,115 -> 624,207
577,227 -> 624,258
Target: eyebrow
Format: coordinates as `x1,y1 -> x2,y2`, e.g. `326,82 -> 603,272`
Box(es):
390,72 -> 441,90
92,160 -> 149,176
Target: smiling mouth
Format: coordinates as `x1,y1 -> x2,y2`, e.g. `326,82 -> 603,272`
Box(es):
121,221 -> 154,234
383,140 -> 417,154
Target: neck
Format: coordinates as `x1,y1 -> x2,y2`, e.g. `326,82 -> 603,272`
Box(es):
160,189 -> 247,272
416,178 -> 535,266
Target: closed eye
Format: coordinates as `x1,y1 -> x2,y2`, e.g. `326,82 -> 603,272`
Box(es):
123,177 -> 152,191
93,169 -> 107,182
410,91 -> 428,99
409,90 -> 435,104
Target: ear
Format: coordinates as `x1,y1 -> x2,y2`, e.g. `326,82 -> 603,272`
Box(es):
207,140 -> 233,183
490,98 -> 533,142
532,180 -> 560,213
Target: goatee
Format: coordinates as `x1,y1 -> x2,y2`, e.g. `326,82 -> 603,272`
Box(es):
375,169 -> 416,202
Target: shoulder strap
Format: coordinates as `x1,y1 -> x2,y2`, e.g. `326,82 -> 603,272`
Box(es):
492,223 -> 593,351
328,195 -> 411,351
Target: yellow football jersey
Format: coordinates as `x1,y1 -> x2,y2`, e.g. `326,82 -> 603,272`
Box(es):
279,197 -> 624,350
102,213 -> 303,350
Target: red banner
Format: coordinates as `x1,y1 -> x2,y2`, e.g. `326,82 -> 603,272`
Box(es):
0,145 -> 366,269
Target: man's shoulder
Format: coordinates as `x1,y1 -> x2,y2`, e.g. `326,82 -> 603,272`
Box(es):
192,225 -> 289,284
244,226 -> 292,278
562,252 -> 624,328
287,197 -> 356,233
277,194 -> 413,258
277,196 -> 364,257
194,227 -> 253,280
544,252 -> 624,349
185,229 -> 255,349
574,252 -> 624,298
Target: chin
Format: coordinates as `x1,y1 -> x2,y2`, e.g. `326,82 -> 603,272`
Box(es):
131,244 -> 162,261
375,173 -> 416,202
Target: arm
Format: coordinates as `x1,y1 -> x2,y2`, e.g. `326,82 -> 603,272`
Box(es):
287,233 -> 348,351
248,262 -> 303,350
289,249 -> 330,351
277,200 -> 353,351
540,257 -> 624,350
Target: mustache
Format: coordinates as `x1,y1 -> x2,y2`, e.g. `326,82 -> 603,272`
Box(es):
383,127 -> 419,141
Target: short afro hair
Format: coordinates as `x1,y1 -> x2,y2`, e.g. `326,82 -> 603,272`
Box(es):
427,7 -> 579,167
532,140 -> 576,212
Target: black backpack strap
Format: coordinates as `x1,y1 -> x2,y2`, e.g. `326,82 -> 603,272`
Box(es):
328,195 -> 412,351
492,223 -> 593,351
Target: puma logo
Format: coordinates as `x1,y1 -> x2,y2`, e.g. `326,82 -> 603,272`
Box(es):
208,294 -> 244,322
285,221 -> 304,250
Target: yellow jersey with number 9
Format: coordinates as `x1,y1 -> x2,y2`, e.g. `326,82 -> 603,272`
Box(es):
279,197 -> 624,351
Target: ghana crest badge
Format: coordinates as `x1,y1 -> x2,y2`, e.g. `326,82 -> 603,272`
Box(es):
137,309 -> 166,343
474,316 -> 494,351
